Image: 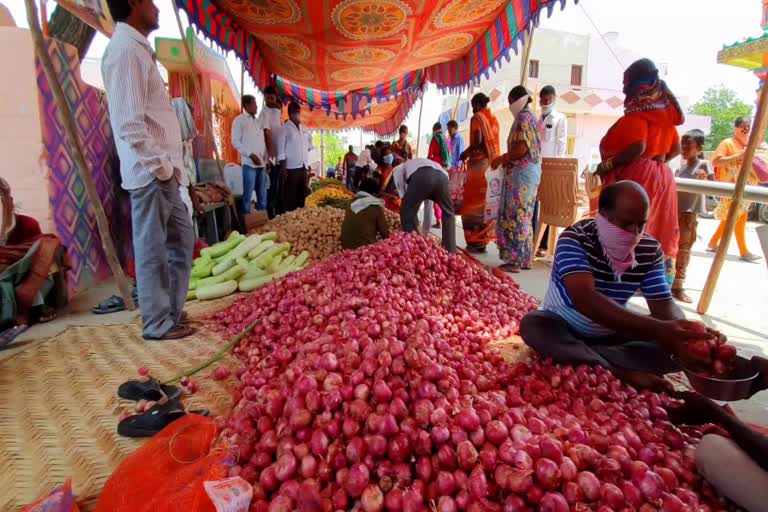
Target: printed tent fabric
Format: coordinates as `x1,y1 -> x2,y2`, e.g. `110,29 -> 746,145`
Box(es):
176,0 -> 577,108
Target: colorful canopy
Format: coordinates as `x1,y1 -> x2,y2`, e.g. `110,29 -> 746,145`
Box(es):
718,33 -> 768,70
176,0 -> 574,112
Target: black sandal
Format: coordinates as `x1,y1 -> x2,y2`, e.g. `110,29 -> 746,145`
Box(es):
118,376 -> 181,402
117,399 -> 209,438
91,289 -> 139,315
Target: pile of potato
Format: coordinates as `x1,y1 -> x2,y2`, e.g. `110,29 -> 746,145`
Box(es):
257,206 -> 402,261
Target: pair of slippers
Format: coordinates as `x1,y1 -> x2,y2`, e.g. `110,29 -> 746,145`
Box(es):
92,288 -> 139,315
116,377 -> 208,437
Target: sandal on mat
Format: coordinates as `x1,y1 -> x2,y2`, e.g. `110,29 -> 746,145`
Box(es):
117,399 -> 208,438
118,377 -> 181,402
91,295 -> 125,315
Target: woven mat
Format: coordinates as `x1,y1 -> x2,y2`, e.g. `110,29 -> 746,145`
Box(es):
0,299 -> 238,511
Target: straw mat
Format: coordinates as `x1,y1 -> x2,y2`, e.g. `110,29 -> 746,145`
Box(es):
0,299 -> 239,511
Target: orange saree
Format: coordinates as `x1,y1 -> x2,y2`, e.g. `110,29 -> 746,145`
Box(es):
462,108 -> 500,248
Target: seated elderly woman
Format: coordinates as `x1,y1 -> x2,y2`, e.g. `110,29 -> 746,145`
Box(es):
0,178 -> 68,343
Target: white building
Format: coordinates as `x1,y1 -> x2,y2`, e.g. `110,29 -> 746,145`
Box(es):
439,28 -> 710,171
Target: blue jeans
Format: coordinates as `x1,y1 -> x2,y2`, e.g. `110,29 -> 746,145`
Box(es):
242,165 -> 267,213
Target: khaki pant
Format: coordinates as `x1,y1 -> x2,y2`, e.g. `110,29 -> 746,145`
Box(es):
673,211 -> 698,290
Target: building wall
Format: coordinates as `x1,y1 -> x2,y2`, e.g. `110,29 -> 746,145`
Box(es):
0,27 -> 52,232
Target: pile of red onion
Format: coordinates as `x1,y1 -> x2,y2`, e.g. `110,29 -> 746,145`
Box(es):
212,233 -> 728,511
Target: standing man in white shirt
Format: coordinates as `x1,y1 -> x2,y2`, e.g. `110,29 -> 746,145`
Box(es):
353,145 -> 376,192
535,85 -> 568,256
277,101 -> 314,212
102,0 -> 194,340
259,86 -> 284,217
231,95 -> 267,213
393,158 -> 456,253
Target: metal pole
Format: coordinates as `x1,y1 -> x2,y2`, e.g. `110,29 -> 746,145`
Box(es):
23,0 -> 135,309
697,81 -> 768,314
320,130 -> 325,174
172,2 -> 225,180
520,28 -> 535,88
240,62 -> 245,97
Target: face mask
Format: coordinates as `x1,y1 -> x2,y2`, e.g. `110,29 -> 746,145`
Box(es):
509,95 -> 529,117
596,213 -> 643,277
541,104 -> 554,116
383,154 -> 394,165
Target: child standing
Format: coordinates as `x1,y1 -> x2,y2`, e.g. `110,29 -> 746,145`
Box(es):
672,129 -> 714,303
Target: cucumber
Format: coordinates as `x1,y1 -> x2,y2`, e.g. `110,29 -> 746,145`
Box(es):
201,234 -> 243,258
236,257 -> 250,269
253,242 -> 290,268
211,234 -> 263,274
294,250 -> 310,268
192,254 -> 211,267
247,240 -> 275,260
238,274 -> 276,292
197,280 -> 238,300
191,260 -> 215,278
212,258 -> 237,276
259,231 -> 278,241
186,289 -> 197,300
227,230 -> 241,240
197,265 -> 245,289
279,254 -> 296,269
189,278 -> 198,291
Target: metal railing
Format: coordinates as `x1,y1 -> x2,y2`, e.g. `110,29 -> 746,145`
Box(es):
674,177 -> 768,204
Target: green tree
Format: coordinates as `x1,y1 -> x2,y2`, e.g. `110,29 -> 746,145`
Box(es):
690,86 -> 753,150
312,132 -> 348,170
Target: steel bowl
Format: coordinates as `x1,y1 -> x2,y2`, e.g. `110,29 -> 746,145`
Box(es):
680,355 -> 759,401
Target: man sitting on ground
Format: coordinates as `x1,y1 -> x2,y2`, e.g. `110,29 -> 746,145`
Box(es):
520,181 -> 721,390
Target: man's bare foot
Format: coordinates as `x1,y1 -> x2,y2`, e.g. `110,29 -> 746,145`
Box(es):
612,368 -> 673,393
671,289 -> 693,303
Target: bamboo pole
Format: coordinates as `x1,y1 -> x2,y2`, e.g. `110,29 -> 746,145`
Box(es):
172,3 -> 225,180
415,87 -> 425,157
697,81 -> 768,314
240,62 -> 245,97
520,28 -> 535,88
23,0 -> 135,310
320,130 -> 325,173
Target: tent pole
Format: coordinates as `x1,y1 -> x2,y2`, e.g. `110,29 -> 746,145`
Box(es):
172,2 -> 225,180
23,0 -> 135,310
240,62 -> 245,97
697,80 -> 768,314
520,28 -> 535,88
415,87 -> 425,157
320,130 -> 325,174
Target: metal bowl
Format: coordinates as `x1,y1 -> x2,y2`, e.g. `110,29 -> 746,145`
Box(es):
680,355 -> 759,401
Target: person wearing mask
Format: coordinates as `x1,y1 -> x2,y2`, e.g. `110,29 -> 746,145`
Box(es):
340,176 -> 391,250
391,124 -> 414,161
493,86 -> 542,273
232,94 -> 267,213
427,122 -> 451,228
354,145 -> 376,192
379,145 -> 401,212
259,86 -> 284,217
447,120 -> 464,172
102,0 -> 194,340
596,58 -> 684,283
276,102 -> 313,212
393,157 -> 456,253
672,129 -> 714,303
534,85 -> 568,257
520,181 -> 723,391
707,116 -> 762,262
459,92 -> 500,253
670,383 -> 768,512
343,145 -> 358,189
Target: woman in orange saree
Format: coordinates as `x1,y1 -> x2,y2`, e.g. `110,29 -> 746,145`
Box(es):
459,93 -> 500,253
379,145 -> 402,212
596,59 -> 683,281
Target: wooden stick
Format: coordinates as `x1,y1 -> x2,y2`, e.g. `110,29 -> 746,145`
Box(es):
520,28 -> 535,88
415,87 -> 425,157
240,62 -> 245,98
171,4 -> 225,181
697,81 -> 768,314
23,0 -> 136,310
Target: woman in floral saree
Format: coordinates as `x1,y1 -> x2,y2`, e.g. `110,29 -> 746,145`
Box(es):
459,93 -> 500,253
493,86 -> 541,273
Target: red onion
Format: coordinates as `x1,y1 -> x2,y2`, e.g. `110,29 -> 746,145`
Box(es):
539,492 -> 569,512
639,470 -> 667,500
384,489 -> 403,511
540,436 -> 563,462
435,470 -> 456,496
600,482 -> 624,508
346,463 -> 370,497
485,421 -> 509,445
468,466 -> 488,499
577,471 -> 601,501
274,453 -> 297,481
436,496 -> 457,512
456,408 -> 481,432
534,458 -> 561,490
456,440 -> 479,469
361,484 -> 384,512
559,457 -> 577,481
567,444 -> 597,470
502,495 -> 527,512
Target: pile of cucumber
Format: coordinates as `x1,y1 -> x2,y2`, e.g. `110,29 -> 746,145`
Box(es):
187,231 -> 310,301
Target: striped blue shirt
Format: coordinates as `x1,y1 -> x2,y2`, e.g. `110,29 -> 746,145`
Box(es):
541,219 -> 671,337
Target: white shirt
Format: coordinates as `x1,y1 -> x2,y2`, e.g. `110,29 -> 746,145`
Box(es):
356,148 -> 376,170
258,106 -> 283,160
102,23 -> 184,190
392,158 -> 446,198
231,112 -> 267,167
539,109 -> 568,158
277,120 -> 314,169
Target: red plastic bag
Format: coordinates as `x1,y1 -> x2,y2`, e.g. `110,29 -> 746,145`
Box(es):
96,415 -> 232,512
22,480 -> 79,512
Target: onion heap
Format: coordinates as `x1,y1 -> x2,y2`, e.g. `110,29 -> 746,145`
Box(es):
213,233 -> 728,511
686,325 -> 738,377
257,206 -> 401,262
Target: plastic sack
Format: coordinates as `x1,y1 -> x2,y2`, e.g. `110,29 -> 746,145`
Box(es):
21,480 -> 79,512
96,415 -> 232,512
204,477 -> 252,512
448,163 -> 467,213
483,166 -> 503,222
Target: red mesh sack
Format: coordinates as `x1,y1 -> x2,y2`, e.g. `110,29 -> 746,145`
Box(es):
96,415 -> 231,512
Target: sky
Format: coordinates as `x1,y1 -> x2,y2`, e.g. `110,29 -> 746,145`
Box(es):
5,0 -> 763,141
